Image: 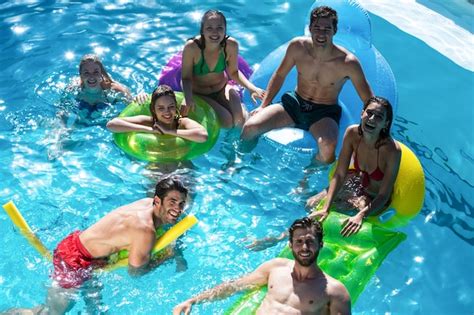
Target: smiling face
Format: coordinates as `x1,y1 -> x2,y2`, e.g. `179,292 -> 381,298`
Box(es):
309,17 -> 335,48
361,101 -> 389,136
154,190 -> 186,224
289,227 -> 321,267
153,95 -> 177,125
202,14 -> 226,44
79,60 -> 104,90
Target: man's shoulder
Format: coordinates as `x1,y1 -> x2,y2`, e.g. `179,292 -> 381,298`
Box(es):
325,273 -> 350,298
289,36 -> 308,47
266,257 -> 293,269
334,45 -> 361,65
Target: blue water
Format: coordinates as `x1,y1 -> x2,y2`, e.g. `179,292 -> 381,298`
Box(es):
0,1 -> 473,314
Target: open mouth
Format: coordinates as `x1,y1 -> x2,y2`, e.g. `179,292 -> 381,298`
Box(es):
315,38 -> 326,44
364,121 -> 376,132
298,251 -> 313,258
87,79 -> 98,86
168,209 -> 180,221
209,35 -> 220,41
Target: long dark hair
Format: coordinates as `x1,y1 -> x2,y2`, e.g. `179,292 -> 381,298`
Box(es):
358,96 -> 394,148
194,10 -> 229,74
149,85 -> 178,126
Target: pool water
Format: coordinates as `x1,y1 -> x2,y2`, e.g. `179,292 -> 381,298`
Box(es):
0,1 -> 473,314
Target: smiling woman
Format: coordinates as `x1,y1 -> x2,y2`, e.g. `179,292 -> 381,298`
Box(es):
307,96 -> 401,236
107,85 -> 208,144
73,54 -> 132,106
108,86 -> 220,162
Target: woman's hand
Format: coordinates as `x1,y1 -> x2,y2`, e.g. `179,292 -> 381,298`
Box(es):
250,88 -> 266,104
305,190 -> 326,209
308,209 -> 329,223
180,101 -> 195,117
341,212 -> 364,237
152,123 -> 172,135
133,93 -> 149,105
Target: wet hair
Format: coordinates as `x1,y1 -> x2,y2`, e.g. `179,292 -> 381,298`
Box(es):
310,6 -> 338,34
78,54 -> 113,86
358,96 -> 394,148
154,175 -> 188,203
149,84 -> 178,125
288,217 -> 323,246
194,9 -> 230,74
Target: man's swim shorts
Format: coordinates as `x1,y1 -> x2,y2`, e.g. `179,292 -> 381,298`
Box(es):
52,231 -> 104,289
280,91 -> 342,130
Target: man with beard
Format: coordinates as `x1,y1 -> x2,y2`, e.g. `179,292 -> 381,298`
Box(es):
7,175 -> 189,315
173,217 -> 351,314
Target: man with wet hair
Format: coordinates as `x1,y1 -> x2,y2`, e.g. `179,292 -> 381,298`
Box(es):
7,175 -> 189,315
242,5 -> 373,165
173,217 -> 351,315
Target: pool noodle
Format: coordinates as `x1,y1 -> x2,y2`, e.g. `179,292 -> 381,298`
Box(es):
2,201 -> 52,260
2,200 -> 198,270
102,214 -> 198,271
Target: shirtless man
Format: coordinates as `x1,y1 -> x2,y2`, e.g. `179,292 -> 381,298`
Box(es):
10,176 -> 188,315
173,217 -> 351,315
241,6 -> 373,164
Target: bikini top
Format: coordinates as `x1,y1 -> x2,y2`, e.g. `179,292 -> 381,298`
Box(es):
353,137 -> 385,187
192,39 -> 227,76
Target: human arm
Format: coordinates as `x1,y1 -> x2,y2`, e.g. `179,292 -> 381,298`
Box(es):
158,117 -> 208,143
181,42 -> 197,116
307,127 -> 355,222
258,39 -> 299,109
106,115 -> 158,133
341,141 -> 401,237
173,260 -> 274,314
225,39 -> 266,104
346,55 -> 373,104
328,281 -> 352,315
127,227 -> 156,277
110,82 -> 133,103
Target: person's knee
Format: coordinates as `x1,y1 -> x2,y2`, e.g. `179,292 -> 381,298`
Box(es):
241,119 -> 260,140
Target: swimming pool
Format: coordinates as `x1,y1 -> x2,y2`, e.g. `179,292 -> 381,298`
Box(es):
0,1 -> 473,314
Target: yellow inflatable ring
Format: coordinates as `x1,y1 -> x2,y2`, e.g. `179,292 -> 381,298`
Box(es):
329,141 -> 425,229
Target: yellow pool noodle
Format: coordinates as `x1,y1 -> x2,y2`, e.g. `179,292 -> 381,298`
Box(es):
2,200 -> 52,260
102,214 -> 198,272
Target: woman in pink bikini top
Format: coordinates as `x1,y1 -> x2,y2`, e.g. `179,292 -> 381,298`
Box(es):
307,96 -> 402,237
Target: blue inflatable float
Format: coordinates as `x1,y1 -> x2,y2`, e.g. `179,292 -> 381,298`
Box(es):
243,0 -> 397,155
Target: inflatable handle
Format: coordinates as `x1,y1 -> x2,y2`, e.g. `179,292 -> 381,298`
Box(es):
103,214 -> 199,271
2,201 -> 52,260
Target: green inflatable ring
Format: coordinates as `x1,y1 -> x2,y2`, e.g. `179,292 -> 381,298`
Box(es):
225,212 -> 406,314
113,92 -> 220,162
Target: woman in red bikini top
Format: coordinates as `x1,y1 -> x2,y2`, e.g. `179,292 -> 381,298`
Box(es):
307,96 -> 402,237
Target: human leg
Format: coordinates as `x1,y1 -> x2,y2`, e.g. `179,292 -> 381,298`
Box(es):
309,117 -> 339,164
44,285 -> 77,315
222,85 -> 247,128
197,94 -> 233,128
240,104 -> 294,141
